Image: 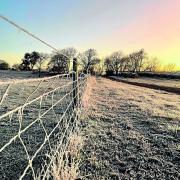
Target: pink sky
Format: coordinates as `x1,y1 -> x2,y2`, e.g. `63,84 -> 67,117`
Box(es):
96,0 -> 180,67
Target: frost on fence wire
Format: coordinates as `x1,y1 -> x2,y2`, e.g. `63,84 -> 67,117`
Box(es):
0,73 -> 87,179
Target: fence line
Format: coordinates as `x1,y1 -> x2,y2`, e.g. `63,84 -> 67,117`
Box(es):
0,75 -> 77,120
0,74 -> 70,86
0,70 -> 88,179
0,13 -> 86,179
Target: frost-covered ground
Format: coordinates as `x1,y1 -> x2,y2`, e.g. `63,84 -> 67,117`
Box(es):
0,70 -> 38,82
80,78 -> 180,179
111,76 -> 180,88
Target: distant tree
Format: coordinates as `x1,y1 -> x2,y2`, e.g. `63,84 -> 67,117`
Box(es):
48,53 -> 69,74
109,51 -> 124,74
121,56 -> 131,72
90,58 -> 101,74
162,63 -> 176,72
60,47 -> 77,59
104,51 -> 126,75
21,53 -> 31,71
0,60 -> 9,70
104,57 -> 114,75
35,53 -> 48,77
52,47 -> 77,72
129,49 -> 146,72
60,47 -> 77,71
20,51 -> 41,71
143,57 -> 161,72
30,51 -> 40,70
95,60 -> 105,75
12,64 -> 20,71
78,49 -> 100,74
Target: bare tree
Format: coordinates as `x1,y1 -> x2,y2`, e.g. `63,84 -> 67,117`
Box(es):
110,51 -> 124,74
129,49 -> 146,72
96,60 -> 105,75
104,57 -> 114,75
104,51 -> 124,75
121,56 -> 131,72
60,47 -> 77,59
12,64 -> 20,71
58,47 -> 77,71
35,53 -> 48,77
163,63 -> 176,72
143,57 -> 161,72
78,49 -> 100,74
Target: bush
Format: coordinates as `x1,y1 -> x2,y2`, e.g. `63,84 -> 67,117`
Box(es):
120,72 -> 139,78
138,72 -> 180,79
0,61 -> 9,70
105,70 -> 114,76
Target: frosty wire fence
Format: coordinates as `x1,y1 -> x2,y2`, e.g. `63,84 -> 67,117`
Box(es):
0,72 -> 88,179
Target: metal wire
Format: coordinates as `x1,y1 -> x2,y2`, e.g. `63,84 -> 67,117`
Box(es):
0,14 -> 71,59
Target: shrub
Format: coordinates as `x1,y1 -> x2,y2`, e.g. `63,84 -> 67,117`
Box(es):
0,61 -> 9,70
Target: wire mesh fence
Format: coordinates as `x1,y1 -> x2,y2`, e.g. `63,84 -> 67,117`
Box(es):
0,72 -> 88,179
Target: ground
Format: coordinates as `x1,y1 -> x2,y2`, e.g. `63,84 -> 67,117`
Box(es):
0,70 -> 38,82
0,72 -> 180,179
111,77 -> 180,89
80,77 -> 180,180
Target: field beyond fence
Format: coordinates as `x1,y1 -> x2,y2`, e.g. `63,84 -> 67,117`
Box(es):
0,72 -> 88,179
108,76 -> 180,95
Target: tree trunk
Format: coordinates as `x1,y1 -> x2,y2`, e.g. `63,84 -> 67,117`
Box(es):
116,70 -> 118,75
38,68 -> 41,77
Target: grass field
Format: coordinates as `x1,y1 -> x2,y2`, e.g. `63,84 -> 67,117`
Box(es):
0,70 -> 38,82
111,76 -> 180,88
0,72 -> 180,179
80,78 -> 180,179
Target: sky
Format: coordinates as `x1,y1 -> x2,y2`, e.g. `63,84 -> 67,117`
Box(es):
0,0 -> 180,68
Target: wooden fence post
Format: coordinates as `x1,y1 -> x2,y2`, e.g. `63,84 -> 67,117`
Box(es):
73,58 -> 78,109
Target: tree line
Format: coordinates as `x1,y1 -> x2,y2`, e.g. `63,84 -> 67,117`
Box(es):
104,49 -> 177,75
0,48 -> 177,76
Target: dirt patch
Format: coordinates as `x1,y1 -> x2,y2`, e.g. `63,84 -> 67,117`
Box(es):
80,78 -> 180,179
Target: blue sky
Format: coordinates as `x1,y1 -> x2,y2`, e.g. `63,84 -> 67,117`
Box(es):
0,0 -> 180,67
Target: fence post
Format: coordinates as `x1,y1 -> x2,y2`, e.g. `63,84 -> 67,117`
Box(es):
73,58 -> 78,110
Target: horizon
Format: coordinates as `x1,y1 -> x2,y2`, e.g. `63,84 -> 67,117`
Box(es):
0,0 -> 180,69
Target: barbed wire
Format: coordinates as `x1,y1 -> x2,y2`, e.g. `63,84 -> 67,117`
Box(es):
0,72 -> 88,179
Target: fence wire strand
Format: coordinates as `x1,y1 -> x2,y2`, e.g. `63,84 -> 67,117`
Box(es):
0,14 -> 72,60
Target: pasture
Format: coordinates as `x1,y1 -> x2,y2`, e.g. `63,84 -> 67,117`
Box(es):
110,76 -> 180,95
111,77 -> 180,88
0,70 -> 38,82
80,78 -> 180,179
